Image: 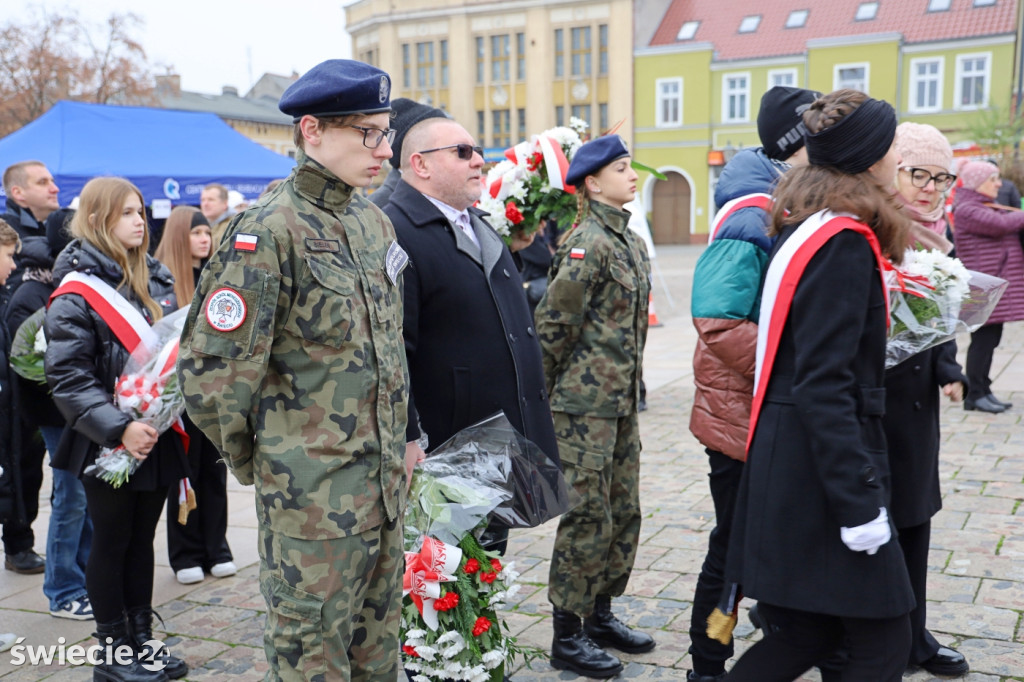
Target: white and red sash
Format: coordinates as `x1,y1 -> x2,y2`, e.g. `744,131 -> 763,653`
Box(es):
708,193 -> 773,244
748,210 -> 889,453
49,271 -> 190,454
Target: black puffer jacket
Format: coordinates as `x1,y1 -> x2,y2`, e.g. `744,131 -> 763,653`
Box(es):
44,239 -> 182,490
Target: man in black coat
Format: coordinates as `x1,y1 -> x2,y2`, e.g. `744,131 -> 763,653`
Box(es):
2,161 -> 60,301
383,116 -> 559,554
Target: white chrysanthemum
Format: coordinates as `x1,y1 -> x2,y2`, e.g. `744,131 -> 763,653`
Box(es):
482,649 -> 505,668
436,631 -> 463,644
504,583 -> 521,600
414,645 -> 438,662
569,116 -> 590,136
477,195 -> 511,237
412,675 -> 431,682
468,666 -> 490,682
444,660 -> 466,674
406,629 -> 427,640
404,661 -> 422,672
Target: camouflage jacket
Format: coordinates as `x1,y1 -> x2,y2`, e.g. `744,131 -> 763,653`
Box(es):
536,200 -> 651,417
177,151 -> 409,540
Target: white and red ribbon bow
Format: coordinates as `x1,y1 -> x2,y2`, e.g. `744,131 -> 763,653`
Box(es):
402,536 -> 463,630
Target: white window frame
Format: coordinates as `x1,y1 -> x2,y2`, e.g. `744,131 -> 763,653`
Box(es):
768,68 -> 798,89
855,2 -> 879,21
655,77 -> 683,128
927,0 -> 952,11
908,57 -> 944,113
786,9 -> 809,28
833,62 -> 869,92
677,20 -> 699,41
738,15 -> 761,33
954,52 -> 991,110
722,72 -> 751,123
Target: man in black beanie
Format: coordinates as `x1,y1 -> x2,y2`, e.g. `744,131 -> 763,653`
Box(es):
369,98 -> 448,208
686,85 -> 818,682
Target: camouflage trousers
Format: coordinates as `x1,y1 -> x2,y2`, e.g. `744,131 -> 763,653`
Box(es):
548,411 -> 642,617
258,516 -> 403,682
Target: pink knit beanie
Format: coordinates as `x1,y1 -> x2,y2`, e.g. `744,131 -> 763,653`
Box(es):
894,122 -> 952,172
959,160 -> 999,191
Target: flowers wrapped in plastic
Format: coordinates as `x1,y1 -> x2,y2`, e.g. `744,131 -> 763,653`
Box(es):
886,248 -> 1008,368
477,117 -> 589,246
402,412 -> 578,682
9,307 -> 48,385
84,308 -> 189,487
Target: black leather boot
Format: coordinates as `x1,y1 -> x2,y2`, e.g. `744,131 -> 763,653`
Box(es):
93,619 -> 168,682
126,608 -> 188,680
551,608 -> 623,678
583,595 -> 656,653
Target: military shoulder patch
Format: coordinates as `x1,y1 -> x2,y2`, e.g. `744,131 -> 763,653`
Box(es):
205,288 -> 247,332
569,247 -> 586,260
234,233 -> 259,252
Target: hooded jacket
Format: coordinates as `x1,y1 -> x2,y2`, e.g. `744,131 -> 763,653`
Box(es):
44,239 -> 181,489
690,148 -> 784,459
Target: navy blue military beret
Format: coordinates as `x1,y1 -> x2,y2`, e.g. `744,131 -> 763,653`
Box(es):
565,135 -> 631,186
279,59 -> 392,122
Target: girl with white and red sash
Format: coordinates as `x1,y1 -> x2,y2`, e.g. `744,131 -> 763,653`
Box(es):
715,91 -> 916,681
45,177 -> 188,682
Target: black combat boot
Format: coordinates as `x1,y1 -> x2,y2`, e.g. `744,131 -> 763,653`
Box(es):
583,595 -> 656,653
551,608 -> 623,678
126,608 -> 188,680
92,619 -> 169,682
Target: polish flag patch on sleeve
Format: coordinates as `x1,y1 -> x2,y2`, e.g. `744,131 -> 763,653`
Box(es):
569,247 -> 586,259
234,233 -> 259,252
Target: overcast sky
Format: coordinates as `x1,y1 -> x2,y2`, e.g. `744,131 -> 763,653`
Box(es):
11,1 -> 355,95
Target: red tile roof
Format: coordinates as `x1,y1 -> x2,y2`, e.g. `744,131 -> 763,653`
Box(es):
649,0 -> 1020,61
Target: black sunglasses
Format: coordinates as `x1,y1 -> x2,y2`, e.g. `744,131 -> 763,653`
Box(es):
417,143 -> 483,161
900,166 -> 957,192
347,125 -> 396,149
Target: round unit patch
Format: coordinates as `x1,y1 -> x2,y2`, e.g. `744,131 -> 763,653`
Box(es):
205,288 -> 247,332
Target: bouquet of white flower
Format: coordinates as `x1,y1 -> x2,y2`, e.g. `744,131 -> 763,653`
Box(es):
886,248 -> 1008,368
9,308 -> 48,385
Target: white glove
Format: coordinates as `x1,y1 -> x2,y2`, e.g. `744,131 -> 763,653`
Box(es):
840,507 -> 891,555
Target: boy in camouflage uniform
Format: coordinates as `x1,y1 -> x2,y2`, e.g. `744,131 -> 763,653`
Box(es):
177,59 -> 415,682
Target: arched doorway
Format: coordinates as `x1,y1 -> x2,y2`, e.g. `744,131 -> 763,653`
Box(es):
651,171 -> 692,244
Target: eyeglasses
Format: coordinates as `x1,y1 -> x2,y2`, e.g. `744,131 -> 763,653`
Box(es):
347,125 -> 396,149
900,167 -> 957,192
417,143 -> 484,161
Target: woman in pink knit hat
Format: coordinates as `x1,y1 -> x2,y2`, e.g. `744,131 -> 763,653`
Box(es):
953,160 -> 1024,412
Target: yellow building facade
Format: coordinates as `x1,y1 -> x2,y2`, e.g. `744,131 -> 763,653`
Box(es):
345,0 -> 634,156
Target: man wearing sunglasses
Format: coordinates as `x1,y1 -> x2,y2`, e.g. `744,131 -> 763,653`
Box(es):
179,59 -> 414,681
383,117 -> 560,557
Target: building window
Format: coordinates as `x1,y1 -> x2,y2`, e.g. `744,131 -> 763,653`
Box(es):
855,2 -> 878,20
555,105 -> 564,126
571,104 -> 591,125
571,27 -> 592,77
492,109 -> 510,148
402,43 -> 411,88
440,40 -> 449,86
599,24 -> 608,76
599,102 -> 608,132
656,77 -> 682,127
677,20 -> 699,41
416,42 -> 434,88
909,58 -> 943,113
834,63 -> 868,92
973,0 -> 995,6
475,37 -> 485,84
738,15 -> 761,33
786,9 -> 809,27
477,111 -> 485,141
554,29 -> 564,78
769,69 -> 797,88
516,33 -> 526,80
491,34 -> 510,83
722,73 -> 750,123
955,53 -> 990,109
928,0 -> 952,10
517,108 -> 526,141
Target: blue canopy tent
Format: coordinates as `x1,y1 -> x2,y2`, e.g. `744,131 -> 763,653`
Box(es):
0,100 -> 295,207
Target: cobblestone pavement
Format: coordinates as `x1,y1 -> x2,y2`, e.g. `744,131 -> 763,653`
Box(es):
1,245 -> 1021,681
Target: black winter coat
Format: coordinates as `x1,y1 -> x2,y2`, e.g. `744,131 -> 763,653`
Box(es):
383,180 -> 559,464
885,341 -> 965,529
44,239 -> 184,490
2,197 -> 47,300
5,237 -> 63,429
727,228 -> 915,620
0,303 -> 22,524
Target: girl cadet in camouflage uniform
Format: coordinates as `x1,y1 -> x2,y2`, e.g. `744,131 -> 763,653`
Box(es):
178,60 -> 414,682
535,135 -> 654,679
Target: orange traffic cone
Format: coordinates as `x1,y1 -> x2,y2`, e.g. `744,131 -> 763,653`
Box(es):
648,293 -> 662,328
